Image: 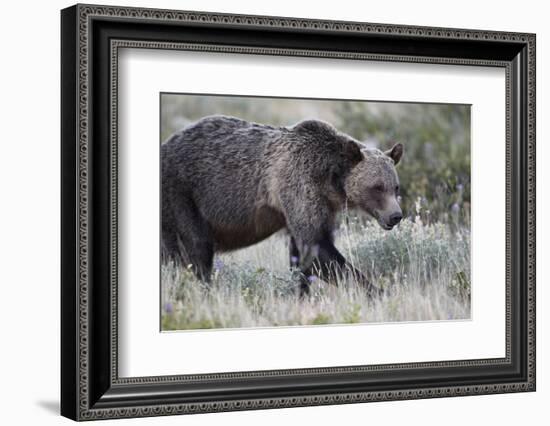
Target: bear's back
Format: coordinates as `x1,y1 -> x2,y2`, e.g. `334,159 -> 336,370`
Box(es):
161,116 -> 287,225
162,115 -> 284,184
161,115 -> 362,198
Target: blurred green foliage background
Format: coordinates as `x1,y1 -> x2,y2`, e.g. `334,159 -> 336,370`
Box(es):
161,94 -> 470,224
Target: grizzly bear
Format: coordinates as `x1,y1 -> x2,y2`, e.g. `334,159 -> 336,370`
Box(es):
161,115 -> 403,296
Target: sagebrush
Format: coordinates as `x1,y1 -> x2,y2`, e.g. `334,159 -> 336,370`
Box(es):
161,212 -> 470,330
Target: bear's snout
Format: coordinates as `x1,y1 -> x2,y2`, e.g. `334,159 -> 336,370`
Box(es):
388,212 -> 403,227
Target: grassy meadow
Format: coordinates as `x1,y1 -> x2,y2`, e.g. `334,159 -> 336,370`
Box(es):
161,207 -> 470,330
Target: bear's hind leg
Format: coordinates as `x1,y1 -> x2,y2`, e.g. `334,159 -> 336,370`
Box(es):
162,196 -> 214,282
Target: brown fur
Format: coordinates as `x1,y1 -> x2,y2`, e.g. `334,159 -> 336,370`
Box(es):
161,115 -> 403,296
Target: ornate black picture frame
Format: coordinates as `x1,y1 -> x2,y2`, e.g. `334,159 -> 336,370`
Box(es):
61,3 -> 536,421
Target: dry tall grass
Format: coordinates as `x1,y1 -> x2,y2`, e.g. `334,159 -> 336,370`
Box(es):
161,212 -> 470,331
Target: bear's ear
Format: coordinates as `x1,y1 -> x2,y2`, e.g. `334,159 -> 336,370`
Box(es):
384,143 -> 403,165
343,141 -> 364,166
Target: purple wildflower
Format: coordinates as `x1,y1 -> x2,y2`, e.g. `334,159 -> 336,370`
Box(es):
214,258 -> 224,272
290,256 -> 299,265
164,302 -> 173,314
307,275 -> 317,283
451,203 -> 460,214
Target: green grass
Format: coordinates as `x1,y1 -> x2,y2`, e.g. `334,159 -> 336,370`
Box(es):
161,212 -> 470,331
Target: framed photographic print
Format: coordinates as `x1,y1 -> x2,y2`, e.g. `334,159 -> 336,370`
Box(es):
61,3 -> 536,421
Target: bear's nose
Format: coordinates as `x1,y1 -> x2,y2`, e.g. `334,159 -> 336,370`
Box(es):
389,213 -> 402,226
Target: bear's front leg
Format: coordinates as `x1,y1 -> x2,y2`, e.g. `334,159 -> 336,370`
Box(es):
282,189 -> 382,298
289,235 -> 382,298
289,236 -> 325,296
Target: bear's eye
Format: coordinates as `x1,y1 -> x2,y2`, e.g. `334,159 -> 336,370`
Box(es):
395,185 -> 400,195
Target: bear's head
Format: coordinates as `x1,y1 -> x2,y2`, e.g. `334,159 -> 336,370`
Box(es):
344,143 -> 404,230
